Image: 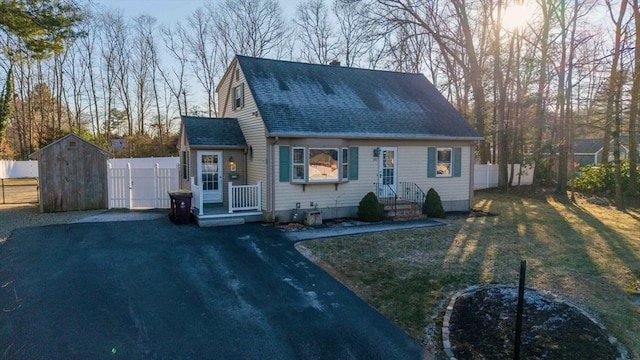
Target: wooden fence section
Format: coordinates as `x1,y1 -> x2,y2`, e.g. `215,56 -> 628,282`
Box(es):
108,163 -> 178,209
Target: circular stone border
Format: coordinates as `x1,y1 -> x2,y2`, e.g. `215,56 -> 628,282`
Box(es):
441,284 -> 630,360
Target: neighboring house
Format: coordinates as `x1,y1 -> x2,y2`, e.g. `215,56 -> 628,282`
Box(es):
573,137 -> 639,167
178,55 -> 482,225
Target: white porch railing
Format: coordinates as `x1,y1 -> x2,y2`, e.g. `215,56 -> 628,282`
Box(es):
190,177 -> 204,216
189,179 -> 261,215
228,181 -> 261,213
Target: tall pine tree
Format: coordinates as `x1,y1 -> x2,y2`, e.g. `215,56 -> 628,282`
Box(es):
0,0 -> 82,59
0,65 -> 13,146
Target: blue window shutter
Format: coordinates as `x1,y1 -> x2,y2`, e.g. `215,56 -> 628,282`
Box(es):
427,147 -> 436,178
279,146 -> 290,182
349,147 -> 359,180
454,147 -> 462,177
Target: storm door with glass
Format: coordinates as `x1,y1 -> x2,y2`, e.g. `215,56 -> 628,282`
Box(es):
377,147 -> 397,198
198,151 -> 222,203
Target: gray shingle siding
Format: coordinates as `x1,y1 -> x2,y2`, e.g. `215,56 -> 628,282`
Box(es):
236,56 -> 481,139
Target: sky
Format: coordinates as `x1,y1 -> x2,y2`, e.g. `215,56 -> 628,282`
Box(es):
90,0 -> 300,25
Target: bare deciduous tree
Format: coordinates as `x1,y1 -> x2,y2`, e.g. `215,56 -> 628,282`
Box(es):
295,0 -> 337,64
376,0 -> 491,163
333,0 -> 378,67
185,8 -> 220,117
213,0 -> 288,61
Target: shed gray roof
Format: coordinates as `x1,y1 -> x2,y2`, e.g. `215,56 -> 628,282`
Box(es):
30,133 -> 112,159
182,117 -> 247,147
236,55 -> 481,140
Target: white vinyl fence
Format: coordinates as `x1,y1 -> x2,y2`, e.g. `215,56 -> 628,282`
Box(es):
0,160 -> 38,178
474,163 -> 534,190
4,159 -> 532,206
107,157 -> 179,209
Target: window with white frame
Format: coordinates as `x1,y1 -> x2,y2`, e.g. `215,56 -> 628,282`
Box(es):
437,148 -> 452,177
308,148 -> 339,181
341,148 -> 349,180
292,147 -> 306,181
181,151 -> 189,180
233,83 -> 244,110
291,147 -> 349,183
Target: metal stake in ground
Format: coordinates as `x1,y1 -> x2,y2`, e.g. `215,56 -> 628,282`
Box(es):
514,259 -> 526,360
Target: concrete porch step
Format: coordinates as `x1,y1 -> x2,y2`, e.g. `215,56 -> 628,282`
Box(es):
197,217 -> 246,227
192,209 -> 262,227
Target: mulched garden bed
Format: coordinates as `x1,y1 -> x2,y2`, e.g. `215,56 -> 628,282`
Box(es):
448,287 -> 625,359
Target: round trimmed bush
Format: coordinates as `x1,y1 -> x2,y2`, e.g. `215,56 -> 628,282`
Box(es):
423,188 -> 445,218
357,192 -> 384,222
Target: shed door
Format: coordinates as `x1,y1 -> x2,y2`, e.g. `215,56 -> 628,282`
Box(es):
198,151 -> 222,203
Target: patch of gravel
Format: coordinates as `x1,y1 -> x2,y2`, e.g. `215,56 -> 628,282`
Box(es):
0,204 -> 108,243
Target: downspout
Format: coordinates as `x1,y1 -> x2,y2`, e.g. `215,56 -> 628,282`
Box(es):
469,144 -> 475,210
244,146 -> 248,186
269,136 -> 279,221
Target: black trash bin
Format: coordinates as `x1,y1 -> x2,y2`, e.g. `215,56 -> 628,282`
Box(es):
169,190 -> 192,224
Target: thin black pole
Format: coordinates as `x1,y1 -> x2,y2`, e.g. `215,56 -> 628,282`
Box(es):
514,259 -> 527,360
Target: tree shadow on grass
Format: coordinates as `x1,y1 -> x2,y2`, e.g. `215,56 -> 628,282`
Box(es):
472,192 -> 639,358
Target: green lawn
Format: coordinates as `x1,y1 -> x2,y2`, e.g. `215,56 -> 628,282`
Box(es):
297,190 -> 640,358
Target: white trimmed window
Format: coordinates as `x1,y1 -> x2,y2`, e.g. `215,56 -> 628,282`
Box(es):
281,146 -> 358,183
308,148 -> 339,182
436,148 -> 452,177
292,147 -> 306,182
233,83 -> 244,110
341,148 -> 349,180
290,147 -> 350,183
181,151 -> 189,180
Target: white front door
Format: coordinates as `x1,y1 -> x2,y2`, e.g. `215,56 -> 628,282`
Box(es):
198,151 -> 222,203
378,147 -> 397,198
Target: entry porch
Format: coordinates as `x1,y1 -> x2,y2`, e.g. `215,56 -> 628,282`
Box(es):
190,178 -> 262,226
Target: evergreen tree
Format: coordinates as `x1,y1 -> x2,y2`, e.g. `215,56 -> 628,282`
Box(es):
0,0 -> 83,59
0,65 -> 13,146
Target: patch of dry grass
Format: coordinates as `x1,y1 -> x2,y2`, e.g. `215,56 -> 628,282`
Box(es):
297,190 -> 640,358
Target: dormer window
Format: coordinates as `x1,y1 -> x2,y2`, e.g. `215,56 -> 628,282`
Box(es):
233,83 -> 244,110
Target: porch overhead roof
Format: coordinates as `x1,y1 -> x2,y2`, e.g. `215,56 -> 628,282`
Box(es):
182,117 -> 247,148
236,55 -> 482,140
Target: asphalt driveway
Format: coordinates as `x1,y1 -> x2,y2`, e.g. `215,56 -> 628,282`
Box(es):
0,218 -> 428,359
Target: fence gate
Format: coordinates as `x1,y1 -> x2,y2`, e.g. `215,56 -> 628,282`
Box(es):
108,163 -> 178,209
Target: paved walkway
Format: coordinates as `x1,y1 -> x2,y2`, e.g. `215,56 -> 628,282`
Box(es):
284,218 -> 446,241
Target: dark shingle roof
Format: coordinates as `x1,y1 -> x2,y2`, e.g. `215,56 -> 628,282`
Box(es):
573,138 -> 604,154
236,56 -> 481,139
182,117 -> 246,147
